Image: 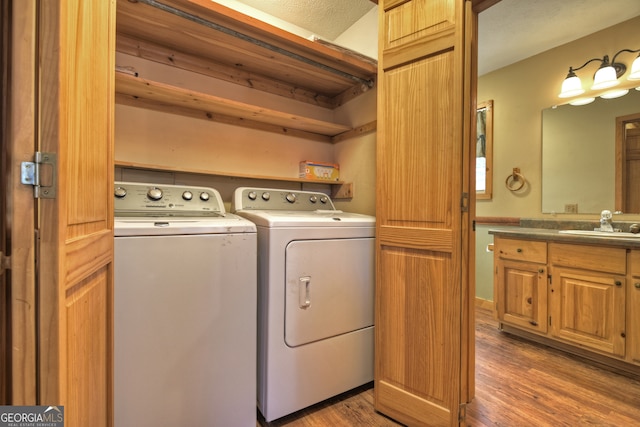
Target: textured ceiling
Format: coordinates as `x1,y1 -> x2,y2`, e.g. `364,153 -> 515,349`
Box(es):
231,0 -> 640,76
478,0 -> 640,75
232,0 -> 376,40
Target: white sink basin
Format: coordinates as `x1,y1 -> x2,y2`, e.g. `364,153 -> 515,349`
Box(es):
558,230 -> 640,237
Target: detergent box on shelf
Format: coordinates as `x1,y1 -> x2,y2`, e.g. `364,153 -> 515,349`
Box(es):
299,161 -> 340,181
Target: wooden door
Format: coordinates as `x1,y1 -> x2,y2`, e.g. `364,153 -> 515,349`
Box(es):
496,259 -> 548,334
616,113 -> 640,213
5,0 -> 39,405
375,0 -> 476,425
36,1 -> 115,426
629,250 -> 640,365
549,267 -> 626,357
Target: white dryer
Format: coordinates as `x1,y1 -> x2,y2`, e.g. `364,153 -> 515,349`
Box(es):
232,187 -> 375,422
114,182 -> 256,427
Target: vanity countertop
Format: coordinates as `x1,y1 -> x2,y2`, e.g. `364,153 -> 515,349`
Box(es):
489,227 -> 640,248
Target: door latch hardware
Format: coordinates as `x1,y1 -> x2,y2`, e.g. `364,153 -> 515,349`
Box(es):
21,152 -> 57,199
460,192 -> 469,212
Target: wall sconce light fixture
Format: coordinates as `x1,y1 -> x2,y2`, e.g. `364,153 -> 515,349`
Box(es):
558,48 -> 640,104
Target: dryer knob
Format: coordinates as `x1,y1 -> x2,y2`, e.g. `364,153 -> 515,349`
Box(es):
147,187 -> 163,201
309,195 -> 318,203
114,187 -> 127,198
262,192 -> 270,201
320,196 -> 329,204
286,193 -> 297,203
200,192 -> 210,201
248,191 -> 257,201
182,191 -> 193,201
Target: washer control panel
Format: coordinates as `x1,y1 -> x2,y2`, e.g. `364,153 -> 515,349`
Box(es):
114,182 -> 224,217
233,187 -> 335,211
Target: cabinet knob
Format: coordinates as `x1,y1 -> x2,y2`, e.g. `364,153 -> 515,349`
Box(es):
635,283 -> 640,289
516,248 -> 522,253
615,280 -> 622,287
538,268 -> 544,273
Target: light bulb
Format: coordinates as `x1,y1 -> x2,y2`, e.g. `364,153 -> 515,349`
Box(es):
628,55 -> 640,80
558,74 -> 584,98
569,97 -> 595,106
600,89 -> 629,99
591,65 -> 619,90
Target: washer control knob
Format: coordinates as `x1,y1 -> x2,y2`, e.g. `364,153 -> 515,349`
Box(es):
320,196 -> 329,204
200,192 -> 210,201
182,191 -> 193,201
286,193 -> 297,203
262,192 -> 270,201
248,191 -> 257,201
309,195 -> 318,203
114,187 -> 127,198
147,187 -> 163,201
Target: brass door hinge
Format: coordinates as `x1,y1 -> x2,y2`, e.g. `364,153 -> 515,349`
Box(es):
459,402 -> 467,423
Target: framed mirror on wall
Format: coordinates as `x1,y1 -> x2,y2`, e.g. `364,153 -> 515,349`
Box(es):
542,89 -> 640,214
476,100 -> 493,199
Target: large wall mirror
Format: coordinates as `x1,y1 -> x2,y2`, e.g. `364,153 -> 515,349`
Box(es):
476,100 -> 493,200
542,89 -> 640,214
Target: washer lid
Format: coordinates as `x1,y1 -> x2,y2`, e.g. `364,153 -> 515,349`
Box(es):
234,209 -> 375,227
114,214 -> 256,236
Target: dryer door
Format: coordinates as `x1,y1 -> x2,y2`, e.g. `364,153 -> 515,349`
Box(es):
285,237 -> 374,347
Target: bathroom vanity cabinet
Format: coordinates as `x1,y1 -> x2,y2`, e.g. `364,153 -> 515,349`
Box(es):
494,237 -> 548,334
629,250 -> 640,365
492,230 -> 640,373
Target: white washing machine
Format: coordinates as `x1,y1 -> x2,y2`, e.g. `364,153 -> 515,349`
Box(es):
114,182 -> 256,427
232,187 -> 375,422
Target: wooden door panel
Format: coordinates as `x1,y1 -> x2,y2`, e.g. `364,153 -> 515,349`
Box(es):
625,128 -> 640,212
549,268 -> 625,357
376,0 -> 472,425
38,0 -> 115,425
7,0 -> 38,404
496,260 -> 548,333
65,270 -> 109,426
376,248 -> 457,426
384,0 -> 456,49
378,54 -> 455,226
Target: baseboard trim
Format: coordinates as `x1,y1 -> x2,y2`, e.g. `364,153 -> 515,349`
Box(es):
475,297 -> 494,312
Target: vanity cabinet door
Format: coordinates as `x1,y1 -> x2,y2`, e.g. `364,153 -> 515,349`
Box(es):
628,251 -> 640,365
548,243 -> 626,357
548,267 -> 626,357
495,258 -> 548,333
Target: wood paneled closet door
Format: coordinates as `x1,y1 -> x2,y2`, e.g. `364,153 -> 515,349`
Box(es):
375,0 -> 477,425
36,1 -> 115,426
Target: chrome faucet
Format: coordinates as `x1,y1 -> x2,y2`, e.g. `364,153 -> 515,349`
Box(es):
598,209 -> 614,232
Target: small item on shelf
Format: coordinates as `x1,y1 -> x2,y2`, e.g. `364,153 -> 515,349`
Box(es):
299,161 -> 340,181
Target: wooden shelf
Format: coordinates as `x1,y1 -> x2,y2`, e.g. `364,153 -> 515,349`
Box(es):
115,160 -> 345,185
115,72 -> 352,139
116,0 -> 377,109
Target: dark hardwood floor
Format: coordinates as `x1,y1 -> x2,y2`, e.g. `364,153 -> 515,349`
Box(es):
258,308 -> 640,426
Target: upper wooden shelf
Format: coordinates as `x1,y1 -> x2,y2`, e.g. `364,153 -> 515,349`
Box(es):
115,71 -> 352,138
116,0 -> 378,109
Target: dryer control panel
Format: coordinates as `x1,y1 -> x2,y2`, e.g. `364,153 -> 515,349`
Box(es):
233,187 -> 336,211
114,182 -> 225,217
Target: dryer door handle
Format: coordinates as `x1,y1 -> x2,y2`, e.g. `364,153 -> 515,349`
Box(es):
299,276 -> 311,309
